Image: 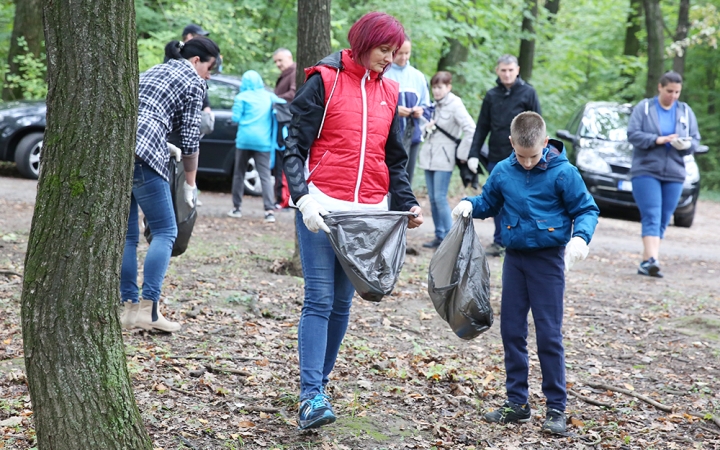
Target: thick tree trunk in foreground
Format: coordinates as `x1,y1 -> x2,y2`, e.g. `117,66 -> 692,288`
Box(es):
291,0 -> 331,276
518,0 -> 538,82
3,0 -> 44,100
643,0 -> 665,97
20,0 -> 151,449
672,0 -> 691,77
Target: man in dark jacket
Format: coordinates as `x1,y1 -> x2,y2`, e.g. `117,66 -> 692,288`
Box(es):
467,54 -> 541,256
272,48 -> 297,208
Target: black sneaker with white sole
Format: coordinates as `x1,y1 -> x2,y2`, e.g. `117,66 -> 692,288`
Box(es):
483,400 -> 532,424
541,408 -> 567,434
638,257 -> 662,278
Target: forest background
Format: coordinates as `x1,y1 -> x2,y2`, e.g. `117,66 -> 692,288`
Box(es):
1,0 -> 719,189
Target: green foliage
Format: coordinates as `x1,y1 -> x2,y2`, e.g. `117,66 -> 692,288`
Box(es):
4,36 -> 46,99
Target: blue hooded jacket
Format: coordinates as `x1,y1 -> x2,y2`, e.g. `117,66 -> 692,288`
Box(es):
466,139 -> 599,250
232,70 -> 286,152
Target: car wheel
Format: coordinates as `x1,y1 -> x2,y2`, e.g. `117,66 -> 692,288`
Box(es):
674,204 -> 695,228
244,157 -> 262,197
15,132 -> 43,179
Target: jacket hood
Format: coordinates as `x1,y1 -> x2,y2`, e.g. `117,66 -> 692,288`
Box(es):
305,49 -> 385,82
509,138 -> 567,170
240,70 -> 265,92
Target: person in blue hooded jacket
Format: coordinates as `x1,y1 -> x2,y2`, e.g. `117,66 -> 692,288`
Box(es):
228,70 -> 286,223
627,71 -> 701,278
452,112 -> 599,435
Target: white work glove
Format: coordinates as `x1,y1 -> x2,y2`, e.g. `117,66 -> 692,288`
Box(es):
467,157 -> 479,174
168,143 -> 182,162
564,236 -> 589,273
451,200 -> 473,221
183,181 -> 197,208
296,195 -> 330,233
670,138 -> 692,151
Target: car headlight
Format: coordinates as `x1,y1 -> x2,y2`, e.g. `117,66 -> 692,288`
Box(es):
576,149 -> 611,174
684,154 -> 700,185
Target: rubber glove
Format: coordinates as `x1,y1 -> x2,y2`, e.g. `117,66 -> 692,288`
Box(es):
168,143 -> 182,162
296,195 -> 330,233
467,157 -> 479,174
183,181 -> 197,208
670,138 -> 692,151
451,200 -> 473,221
564,236 -> 589,272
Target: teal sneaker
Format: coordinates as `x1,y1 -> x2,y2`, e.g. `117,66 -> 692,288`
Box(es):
298,393 -> 336,430
483,400 -> 532,424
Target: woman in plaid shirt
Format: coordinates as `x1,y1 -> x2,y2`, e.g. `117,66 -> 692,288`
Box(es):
120,36 -> 220,333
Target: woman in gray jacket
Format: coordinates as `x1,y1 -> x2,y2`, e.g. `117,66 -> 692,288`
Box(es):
627,71 -> 701,278
418,71 -> 476,248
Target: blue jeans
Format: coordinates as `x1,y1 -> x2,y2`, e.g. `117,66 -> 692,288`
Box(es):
502,247 -> 566,411
120,160 -> 177,303
296,212 -> 355,400
631,176 -> 683,239
424,170 -> 453,240
486,161 -> 503,246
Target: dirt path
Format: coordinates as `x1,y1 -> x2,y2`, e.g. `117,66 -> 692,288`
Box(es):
1,173 -> 719,449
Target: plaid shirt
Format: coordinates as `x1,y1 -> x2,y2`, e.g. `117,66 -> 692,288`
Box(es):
136,59 -> 205,181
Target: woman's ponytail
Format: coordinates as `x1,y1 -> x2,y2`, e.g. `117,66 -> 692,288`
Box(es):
164,40 -> 184,61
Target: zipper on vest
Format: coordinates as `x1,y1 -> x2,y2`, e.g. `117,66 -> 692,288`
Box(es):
354,70 -> 370,203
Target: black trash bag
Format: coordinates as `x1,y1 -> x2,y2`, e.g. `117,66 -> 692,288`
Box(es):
323,211 -> 415,302
144,158 -> 197,257
428,215 -> 493,340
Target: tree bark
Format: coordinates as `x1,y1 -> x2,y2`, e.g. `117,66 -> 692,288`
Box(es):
3,0 -> 44,101
291,0 -> 331,275
437,38 -> 469,74
624,0 -> 643,56
518,0 -> 538,82
21,1 -> 151,449
643,0 -> 665,97
672,0 -> 691,77
545,0 -> 560,19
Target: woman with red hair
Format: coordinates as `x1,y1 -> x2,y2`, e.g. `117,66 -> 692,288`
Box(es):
283,12 -> 424,429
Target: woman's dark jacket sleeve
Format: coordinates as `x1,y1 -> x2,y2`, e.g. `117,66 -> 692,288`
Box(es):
385,113 -> 419,211
282,74 -> 325,204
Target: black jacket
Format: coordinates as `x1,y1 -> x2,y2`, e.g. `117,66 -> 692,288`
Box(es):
282,52 -> 417,211
468,77 -> 541,164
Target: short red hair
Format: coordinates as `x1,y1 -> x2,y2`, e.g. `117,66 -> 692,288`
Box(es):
348,12 -> 405,70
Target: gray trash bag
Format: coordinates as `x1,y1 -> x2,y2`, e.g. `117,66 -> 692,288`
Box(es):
428,215 -> 493,340
323,211 -> 415,302
144,158 -> 197,257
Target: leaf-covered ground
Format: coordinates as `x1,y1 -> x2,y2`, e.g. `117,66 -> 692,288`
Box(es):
1,177 -> 720,449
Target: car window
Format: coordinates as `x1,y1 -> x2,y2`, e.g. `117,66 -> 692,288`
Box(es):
207,80 -> 238,110
579,107 -> 630,141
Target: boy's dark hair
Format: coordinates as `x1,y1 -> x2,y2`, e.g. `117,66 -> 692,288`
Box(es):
659,71 -> 683,86
430,71 -> 452,86
510,112 -> 546,148
164,36 -> 220,64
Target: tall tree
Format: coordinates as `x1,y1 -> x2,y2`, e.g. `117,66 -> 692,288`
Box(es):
643,0 -> 665,97
3,0 -> 43,100
20,0 -> 151,449
672,0 -> 691,77
518,0 -> 538,81
624,0 -> 643,57
290,0 -> 332,275
545,0 -> 561,21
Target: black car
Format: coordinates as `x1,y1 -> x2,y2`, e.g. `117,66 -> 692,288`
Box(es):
0,74 -> 264,195
556,101 -> 708,227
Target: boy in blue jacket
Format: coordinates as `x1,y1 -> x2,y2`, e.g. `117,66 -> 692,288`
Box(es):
452,111 -> 599,434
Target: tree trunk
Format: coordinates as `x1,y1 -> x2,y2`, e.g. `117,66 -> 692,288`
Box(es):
624,0 -> 643,56
291,0 -> 331,275
643,0 -> 665,97
672,0 -> 690,77
21,1 -> 151,449
437,38 -> 469,74
518,0 -> 538,82
545,0 -> 560,20
3,0 -> 44,100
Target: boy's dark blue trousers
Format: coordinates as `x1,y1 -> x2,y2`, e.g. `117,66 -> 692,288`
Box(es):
501,246 -> 566,411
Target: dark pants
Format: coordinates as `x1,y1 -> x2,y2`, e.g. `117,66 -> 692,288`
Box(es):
273,150 -> 284,205
486,161 -> 503,246
501,247 -> 567,411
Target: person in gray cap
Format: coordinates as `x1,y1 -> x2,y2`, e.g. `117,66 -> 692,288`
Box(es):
182,24 -> 210,42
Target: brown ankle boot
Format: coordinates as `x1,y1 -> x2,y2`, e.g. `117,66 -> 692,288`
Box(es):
135,299 -> 181,332
120,302 -> 140,329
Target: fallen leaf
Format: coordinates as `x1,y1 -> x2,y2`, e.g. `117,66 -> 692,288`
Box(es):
238,420 -> 256,428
